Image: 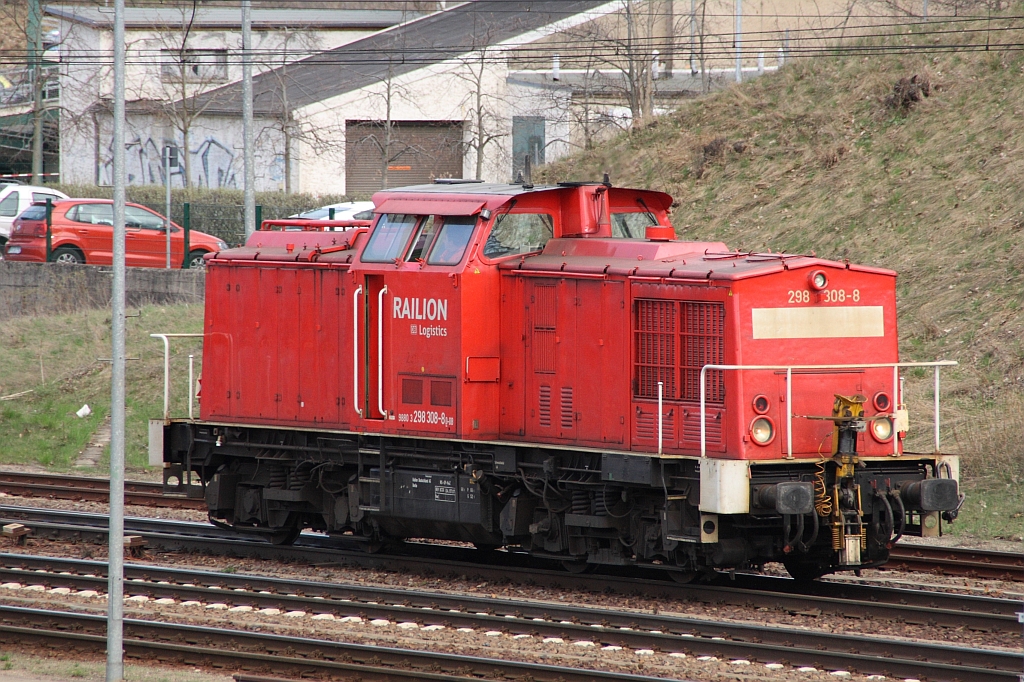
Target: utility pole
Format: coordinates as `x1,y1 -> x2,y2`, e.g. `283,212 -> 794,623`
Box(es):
28,0 -> 43,183
735,0 -> 742,83
106,0 -> 127,680
242,0 -> 255,238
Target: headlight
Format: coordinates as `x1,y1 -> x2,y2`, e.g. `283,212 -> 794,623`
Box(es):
217,241 -> 228,250
750,417 -> 775,445
872,392 -> 891,411
808,270 -> 828,291
871,417 -> 894,442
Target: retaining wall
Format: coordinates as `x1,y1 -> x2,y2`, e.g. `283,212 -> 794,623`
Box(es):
0,261 -> 205,320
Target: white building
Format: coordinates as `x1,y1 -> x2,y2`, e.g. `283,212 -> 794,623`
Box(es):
54,1 -> 623,194
49,4 -> 419,188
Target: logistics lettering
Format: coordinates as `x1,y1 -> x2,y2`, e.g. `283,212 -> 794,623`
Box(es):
393,296 -> 448,321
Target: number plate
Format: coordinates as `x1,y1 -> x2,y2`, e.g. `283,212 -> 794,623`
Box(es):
6,246 -> 21,254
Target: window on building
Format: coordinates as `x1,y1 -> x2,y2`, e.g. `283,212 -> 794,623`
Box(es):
633,299 -> 725,402
161,49 -> 228,83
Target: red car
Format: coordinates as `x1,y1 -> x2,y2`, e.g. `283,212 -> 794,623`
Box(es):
3,199 -> 228,268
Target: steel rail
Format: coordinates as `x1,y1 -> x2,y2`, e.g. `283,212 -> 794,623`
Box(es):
887,544 -> 1024,581
1,505 -> 1018,636
0,552 -> 1019,678
0,605 -> 675,682
0,472 -> 204,509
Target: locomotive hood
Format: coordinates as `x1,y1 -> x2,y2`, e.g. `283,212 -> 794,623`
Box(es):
503,239 -> 896,281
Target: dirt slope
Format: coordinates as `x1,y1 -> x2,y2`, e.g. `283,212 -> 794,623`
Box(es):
540,22 -> 1024,482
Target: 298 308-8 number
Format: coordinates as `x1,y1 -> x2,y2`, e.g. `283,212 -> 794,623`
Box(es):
788,289 -> 860,304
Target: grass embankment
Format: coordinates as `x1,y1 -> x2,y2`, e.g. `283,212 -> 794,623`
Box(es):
541,19 -> 1024,541
0,304 -> 203,474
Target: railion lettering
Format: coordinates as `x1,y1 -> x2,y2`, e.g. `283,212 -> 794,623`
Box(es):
393,296 -> 448,321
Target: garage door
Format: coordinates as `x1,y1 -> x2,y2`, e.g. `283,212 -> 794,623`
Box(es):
346,121 -> 464,195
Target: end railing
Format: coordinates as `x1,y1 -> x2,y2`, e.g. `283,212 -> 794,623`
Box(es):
151,333 -> 204,420
698,361 -> 958,459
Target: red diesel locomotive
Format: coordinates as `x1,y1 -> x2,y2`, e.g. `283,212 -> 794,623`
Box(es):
158,179 -> 962,580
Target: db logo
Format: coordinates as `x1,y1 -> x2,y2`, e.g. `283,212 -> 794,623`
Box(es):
410,324 -> 418,335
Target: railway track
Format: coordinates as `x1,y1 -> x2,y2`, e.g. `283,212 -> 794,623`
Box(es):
0,471 -> 204,510
887,544 -> 1024,581
1,504 -> 1018,637
0,605 -> 670,682
0,554 -> 1019,681
3,473 -> 1018,583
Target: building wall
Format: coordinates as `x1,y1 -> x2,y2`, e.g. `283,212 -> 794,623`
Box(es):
295,57 -> 514,195
55,17 -> 381,187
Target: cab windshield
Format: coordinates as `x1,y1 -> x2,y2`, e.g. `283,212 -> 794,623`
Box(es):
483,212 -> 553,259
611,209 -> 658,238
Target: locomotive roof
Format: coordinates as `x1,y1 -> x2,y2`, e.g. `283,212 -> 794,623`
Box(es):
504,238 -> 897,281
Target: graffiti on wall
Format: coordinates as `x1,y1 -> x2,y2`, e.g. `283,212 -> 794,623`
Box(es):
99,133 -> 239,188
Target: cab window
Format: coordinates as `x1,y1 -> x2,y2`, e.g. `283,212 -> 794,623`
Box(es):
406,216 -> 438,261
482,212 -> 553,259
611,210 -> 658,238
361,213 -> 418,262
427,216 -> 477,265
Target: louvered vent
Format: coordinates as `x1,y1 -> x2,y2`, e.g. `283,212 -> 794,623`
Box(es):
560,386 -> 574,428
539,385 -> 552,427
681,409 -> 723,445
635,408 -> 675,442
681,302 -> 725,402
634,299 -> 676,399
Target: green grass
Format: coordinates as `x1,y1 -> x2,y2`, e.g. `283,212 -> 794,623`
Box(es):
0,304 -> 204,473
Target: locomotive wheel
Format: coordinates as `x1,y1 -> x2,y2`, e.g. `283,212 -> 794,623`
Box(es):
561,559 -> 592,574
269,524 -> 302,546
668,570 -> 699,584
782,556 -> 832,582
473,542 -> 501,552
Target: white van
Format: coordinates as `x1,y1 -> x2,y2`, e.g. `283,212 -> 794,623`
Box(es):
0,184 -> 69,246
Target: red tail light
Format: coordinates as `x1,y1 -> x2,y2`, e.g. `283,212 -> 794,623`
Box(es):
32,223 -> 46,237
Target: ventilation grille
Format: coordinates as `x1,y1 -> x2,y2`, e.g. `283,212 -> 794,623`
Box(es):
430,380 -> 452,407
539,385 -> 552,428
681,409 -> 723,445
402,378 -> 423,405
633,299 -> 725,403
635,408 -> 675,442
634,299 -> 676,399
560,386 -> 574,429
681,302 -> 725,402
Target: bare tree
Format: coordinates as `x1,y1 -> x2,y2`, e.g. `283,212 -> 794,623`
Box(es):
448,46 -> 510,180
144,4 -> 233,187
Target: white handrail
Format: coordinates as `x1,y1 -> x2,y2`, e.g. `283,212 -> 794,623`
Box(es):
150,333 -> 204,420
657,381 -> 663,455
353,285 -> 363,416
377,284 -> 388,418
698,361 -> 958,459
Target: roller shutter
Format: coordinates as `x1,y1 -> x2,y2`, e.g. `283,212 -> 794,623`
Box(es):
346,120 -> 464,194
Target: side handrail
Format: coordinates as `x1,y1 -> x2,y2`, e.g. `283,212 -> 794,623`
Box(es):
698,361 -> 958,459
150,333 -> 204,420
377,285 -> 388,418
353,285 -> 363,416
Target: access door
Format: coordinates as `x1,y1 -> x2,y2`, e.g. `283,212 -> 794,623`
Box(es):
525,278 -> 577,441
